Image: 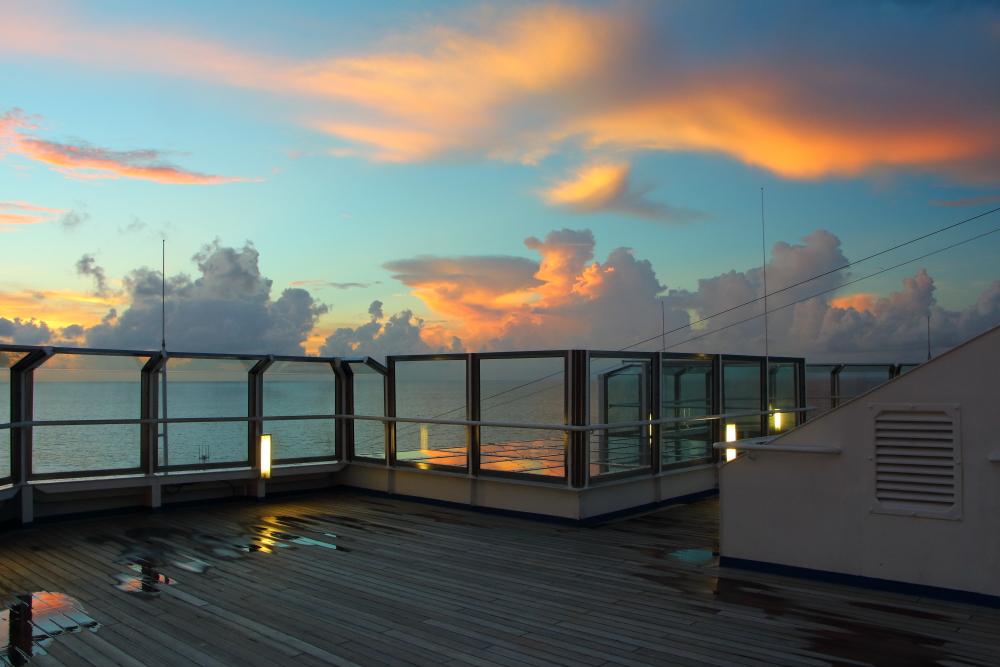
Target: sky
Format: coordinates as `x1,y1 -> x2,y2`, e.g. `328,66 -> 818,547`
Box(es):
1,0 -> 999,362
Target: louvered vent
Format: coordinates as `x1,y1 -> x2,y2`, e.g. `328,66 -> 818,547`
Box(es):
873,408 -> 960,518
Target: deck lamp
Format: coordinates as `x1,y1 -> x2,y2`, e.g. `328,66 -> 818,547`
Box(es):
260,434 -> 272,479
725,423 -> 737,462
774,411 -> 782,431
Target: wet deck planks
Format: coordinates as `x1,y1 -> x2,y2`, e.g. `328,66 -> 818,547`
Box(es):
0,492 -> 997,667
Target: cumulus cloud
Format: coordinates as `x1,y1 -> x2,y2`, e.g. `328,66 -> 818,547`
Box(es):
0,108 -> 251,184
77,240 -> 329,354
0,317 -> 56,345
376,227 -> 1000,361
317,300 -> 462,359
542,162 -> 707,222
1,4 -> 996,183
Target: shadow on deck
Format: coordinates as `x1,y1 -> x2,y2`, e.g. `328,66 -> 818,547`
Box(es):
0,493 -> 997,667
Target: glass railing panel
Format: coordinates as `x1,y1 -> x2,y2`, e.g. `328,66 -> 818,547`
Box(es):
661,360 -> 713,467
838,365 -> 893,403
263,360 -> 336,462
0,351 -> 27,479
349,363 -> 386,460
480,356 -> 565,477
590,356 -> 652,477
805,365 -> 836,418
723,360 -> 762,440
32,353 -> 146,476
768,362 -> 798,434
898,364 -> 920,375
394,359 -> 466,467
162,358 -> 254,468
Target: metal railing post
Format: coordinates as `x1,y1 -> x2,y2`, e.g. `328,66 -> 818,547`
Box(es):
467,353 -> 480,476
334,359 -> 353,461
386,357 -> 397,466
650,353 -> 662,474
248,356 -> 275,470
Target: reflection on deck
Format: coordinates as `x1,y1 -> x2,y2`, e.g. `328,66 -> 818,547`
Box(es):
0,493 -> 995,667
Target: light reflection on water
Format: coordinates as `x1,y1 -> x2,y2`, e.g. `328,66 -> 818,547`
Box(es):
25,380 -> 568,475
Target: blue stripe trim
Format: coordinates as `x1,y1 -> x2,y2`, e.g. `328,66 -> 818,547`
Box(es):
720,556 -> 1000,609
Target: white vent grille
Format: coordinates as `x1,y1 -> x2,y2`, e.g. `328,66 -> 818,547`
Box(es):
872,406 -> 961,519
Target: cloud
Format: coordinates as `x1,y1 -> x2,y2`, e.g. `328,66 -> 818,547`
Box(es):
828,293 -> 879,313
542,161 -> 707,222
75,253 -> 114,298
83,240 -> 328,354
377,226 -> 1000,361
317,300 -> 462,359
0,317 -> 57,345
931,194 -> 1000,207
289,280 -> 378,290
1,108 -> 250,184
58,208 -> 89,230
0,199 -> 70,229
1,4 -> 996,182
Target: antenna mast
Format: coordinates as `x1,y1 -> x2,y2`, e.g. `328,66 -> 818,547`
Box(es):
761,188 -> 770,431
161,239 -> 166,352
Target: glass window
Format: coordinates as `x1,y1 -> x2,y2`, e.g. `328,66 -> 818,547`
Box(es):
264,360 -> 337,462
838,365 -> 893,405
32,353 -> 146,476
768,362 -> 797,434
394,359 -> 466,467
723,360 -> 762,440
349,363 -> 386,460
805,365 -> 837,418
480,356 -> 565,478
590,356 -> 652,477
661,360 -> 713,467
162,358 -> 254,467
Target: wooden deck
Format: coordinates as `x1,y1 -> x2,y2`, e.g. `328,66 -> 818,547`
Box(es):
1,492 -> 998,667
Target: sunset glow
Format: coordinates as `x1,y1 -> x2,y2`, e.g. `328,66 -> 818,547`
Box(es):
0,1 -> 997,362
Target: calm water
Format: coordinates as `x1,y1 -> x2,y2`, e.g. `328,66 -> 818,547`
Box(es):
0,357 -> 712,478
3,377 -> 568,476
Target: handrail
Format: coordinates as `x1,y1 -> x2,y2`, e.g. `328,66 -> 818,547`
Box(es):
0,407 -> 814,434
713,437 -> 841,455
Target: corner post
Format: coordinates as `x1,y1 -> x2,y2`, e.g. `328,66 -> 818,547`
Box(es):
140,352 -> 167,475
10,347 -> 52,523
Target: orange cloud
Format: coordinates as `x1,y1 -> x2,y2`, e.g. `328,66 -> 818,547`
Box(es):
1,3 -> 996,182
829,293 -> 879,313
1,109 -> 249,184
0,199 -> 69,229
542,161 -> 707,222
0,288 -> 123,330
544,162 -> 630,209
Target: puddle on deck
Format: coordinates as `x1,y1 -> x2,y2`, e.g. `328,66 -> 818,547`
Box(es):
92,513 -> 354,596
636,568 -> 992,667
0,592 -> 99,666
